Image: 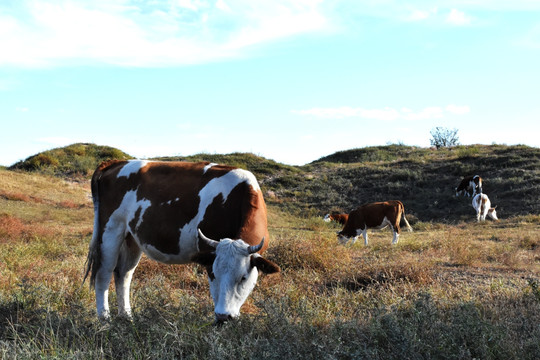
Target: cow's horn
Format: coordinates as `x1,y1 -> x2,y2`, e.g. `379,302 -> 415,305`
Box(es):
248,237 -> 265,254
198,229 -> 219,249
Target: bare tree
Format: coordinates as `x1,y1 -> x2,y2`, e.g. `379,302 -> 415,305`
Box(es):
430,127 -> 460,149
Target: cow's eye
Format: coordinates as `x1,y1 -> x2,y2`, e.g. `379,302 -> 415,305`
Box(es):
240,275 -> 247,282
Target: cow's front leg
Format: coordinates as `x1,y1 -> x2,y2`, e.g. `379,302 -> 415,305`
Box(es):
361,229 -> 368,246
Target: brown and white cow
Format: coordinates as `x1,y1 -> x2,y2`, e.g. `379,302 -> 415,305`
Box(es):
455,175 -> 483,197
323,213 -> 349,225
472,193 -> 498,222
84,160 -> 280,323
337,200 -> 412,246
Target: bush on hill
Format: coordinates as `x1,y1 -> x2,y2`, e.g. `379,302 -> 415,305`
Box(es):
9,143 -> 132,177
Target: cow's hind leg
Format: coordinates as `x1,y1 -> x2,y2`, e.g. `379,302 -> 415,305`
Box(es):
95,225 -> 126,321
114,234 -> 142,319
391,218 -> 401,245
391,228 -> 400,244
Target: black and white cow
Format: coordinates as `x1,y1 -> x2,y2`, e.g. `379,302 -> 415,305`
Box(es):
456,175 -> 483,197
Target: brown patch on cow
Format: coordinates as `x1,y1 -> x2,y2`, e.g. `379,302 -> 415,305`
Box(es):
128,207 -> 142,233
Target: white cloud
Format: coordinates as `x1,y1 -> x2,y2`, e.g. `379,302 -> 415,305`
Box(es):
292,105 -> 470,121
16,107 -> 29,112
408,10 -> 430,21
446,104 -> 470,115
446,9 -> 471,26
406,8 -> 438,22
216,0 -> 232,13
0,0 -> 330,68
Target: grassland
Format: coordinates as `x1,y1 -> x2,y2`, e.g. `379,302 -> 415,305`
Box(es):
1,145 -> 539,359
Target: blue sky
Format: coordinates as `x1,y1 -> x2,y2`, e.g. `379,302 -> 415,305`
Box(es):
1,0 -> 539,166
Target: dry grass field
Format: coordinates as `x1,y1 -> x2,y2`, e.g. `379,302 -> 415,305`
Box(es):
1,164 -> 539,359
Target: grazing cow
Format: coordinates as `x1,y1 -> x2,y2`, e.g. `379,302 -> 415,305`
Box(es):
472,193 -> 498,222
337,200 -> 412,246
323,213 -> 349,225
84,160 -> 280,323
456,175 -> 483,197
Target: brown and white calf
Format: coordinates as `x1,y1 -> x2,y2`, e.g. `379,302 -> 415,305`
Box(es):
323,213 -> 349,225
472,193 -> 498,222
456,175 -> 483,197
84,160 -> 280,323
337,200 -> 412,246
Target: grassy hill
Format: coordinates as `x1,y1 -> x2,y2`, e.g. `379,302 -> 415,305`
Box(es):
9,143 -> 540,222
9,143 -> 132,177
281,144 -> 540,223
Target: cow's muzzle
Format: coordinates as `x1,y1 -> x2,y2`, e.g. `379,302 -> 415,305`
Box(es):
214,313 -> 235,325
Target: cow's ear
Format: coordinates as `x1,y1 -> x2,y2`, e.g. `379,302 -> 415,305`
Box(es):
251,255 -> 280,274
191,252 -> 216,267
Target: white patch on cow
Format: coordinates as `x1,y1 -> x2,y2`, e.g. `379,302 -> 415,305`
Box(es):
141,243 -> 179,263
96,189 -> 151,318
208,238 -> 259,321
117,160 -> 149,179
204,163 -> 218,173
106,189 -> 151,233
323,214 -> 331,222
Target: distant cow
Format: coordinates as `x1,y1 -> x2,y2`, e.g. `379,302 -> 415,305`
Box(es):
456,175 -> 483,197
472,193 -> 498,222
337,200 -> 412,246
84,160 -> 280,323
323,213 -> 349,225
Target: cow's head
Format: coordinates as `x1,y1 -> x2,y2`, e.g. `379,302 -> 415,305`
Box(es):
337,230 -> 356,245
488,206 -> 499,221
192,229 -> 280,324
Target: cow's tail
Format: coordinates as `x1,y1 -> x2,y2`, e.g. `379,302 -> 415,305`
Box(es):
400,202 -> 413,232
83,163 -> 107,288
480,198 -> 486,219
